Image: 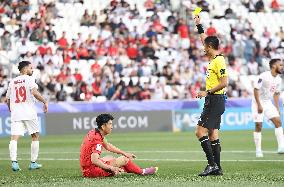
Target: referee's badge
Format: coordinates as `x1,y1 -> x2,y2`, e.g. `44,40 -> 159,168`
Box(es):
206,69 -> 210,78
220,69 -> 226,75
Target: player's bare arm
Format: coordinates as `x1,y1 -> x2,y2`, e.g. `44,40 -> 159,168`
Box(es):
253,88 -> 263,113
103,139 -> 136,159
6,98 -> 11,112
31,88 -> 48,113
91,153 -> 123,174
273,92 -> 280,114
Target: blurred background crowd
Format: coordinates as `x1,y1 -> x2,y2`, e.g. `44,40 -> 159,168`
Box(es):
0,0 -> 284,102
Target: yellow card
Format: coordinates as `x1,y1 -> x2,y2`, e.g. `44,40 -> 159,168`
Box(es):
193,7 -> 202,16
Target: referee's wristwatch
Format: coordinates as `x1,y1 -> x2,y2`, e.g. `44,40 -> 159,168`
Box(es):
206,90 -> 212,95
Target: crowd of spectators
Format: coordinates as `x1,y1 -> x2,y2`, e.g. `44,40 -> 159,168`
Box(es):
0,0 -> 284,102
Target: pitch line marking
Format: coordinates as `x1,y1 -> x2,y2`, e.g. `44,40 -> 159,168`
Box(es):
0,150 -> 280,155
0,158 -> 284,162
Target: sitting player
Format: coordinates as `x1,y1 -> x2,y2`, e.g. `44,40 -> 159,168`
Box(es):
79,113 -> 158,177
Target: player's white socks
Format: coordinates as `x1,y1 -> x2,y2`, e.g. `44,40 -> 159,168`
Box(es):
253,132 -> 262,152
275,127 -> 284,149
9,140 -> 17,161
31,141 -> 39,162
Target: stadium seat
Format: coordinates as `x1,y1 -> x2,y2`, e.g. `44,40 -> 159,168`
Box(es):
0,51 -> 9,65
140,76 -> 149,84
131,76 -> 139,85
95,96 -> 107,102
122,77 -> 130,85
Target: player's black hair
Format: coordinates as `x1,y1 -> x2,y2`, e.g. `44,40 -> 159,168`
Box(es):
96,114 -> 114,129
204,36 -> 219,50
269,58 -> 281,69
18,61 -> 31,72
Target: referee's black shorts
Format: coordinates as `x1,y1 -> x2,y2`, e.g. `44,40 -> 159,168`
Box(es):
197,94 -> 225,130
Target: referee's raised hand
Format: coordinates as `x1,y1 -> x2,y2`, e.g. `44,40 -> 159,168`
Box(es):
194,15 -> 206,45
194,15 -> 201,25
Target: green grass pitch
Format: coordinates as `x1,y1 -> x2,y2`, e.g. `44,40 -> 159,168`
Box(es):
1,130 -> 284,187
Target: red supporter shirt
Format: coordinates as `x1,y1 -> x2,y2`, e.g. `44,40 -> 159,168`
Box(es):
80,129 -> 105,168
140,38 -> 148,46
153,21 -> 164,33
63,55 -> 71,64
0,7 -> 5,14
56,72 -> 67,82
97,46 -> 107,56
178,24 -> 189,38
91,63 -> 101,74
127,47 -> 138,59
38,46 -> 52,56
144,0 -> 154,9
271,0 -> 280,9
108,46 -> 118,56
39,5 -> 46,17
207,27 -> 217,36
77,47 -> 89,58
74,73 -> 83,81
58,37 -> 68,49
92,82 -> 102,95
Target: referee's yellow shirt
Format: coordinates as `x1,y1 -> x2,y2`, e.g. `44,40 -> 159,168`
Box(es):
205,55 -> 228,94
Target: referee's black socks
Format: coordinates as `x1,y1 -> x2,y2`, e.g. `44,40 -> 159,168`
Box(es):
211,139 -> 221,169
199,136 -> 215,166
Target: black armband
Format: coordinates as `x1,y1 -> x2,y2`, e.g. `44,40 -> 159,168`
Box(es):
196,24 -> 204,34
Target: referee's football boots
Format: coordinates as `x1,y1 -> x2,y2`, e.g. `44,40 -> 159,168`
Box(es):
198,163 -> 219,176
212,168 -> 223,176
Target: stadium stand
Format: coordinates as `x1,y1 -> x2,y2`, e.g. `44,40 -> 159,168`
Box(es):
0,0 -> 284,102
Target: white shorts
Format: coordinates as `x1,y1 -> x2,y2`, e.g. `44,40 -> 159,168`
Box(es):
11,119 -> 39,136
251,100 -> 280,122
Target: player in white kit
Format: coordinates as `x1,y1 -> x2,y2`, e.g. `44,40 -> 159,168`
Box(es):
6,61 -> 48,171
252,59 -> 284,157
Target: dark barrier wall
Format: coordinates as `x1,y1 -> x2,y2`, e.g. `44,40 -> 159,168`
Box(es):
45,111 -> 173,134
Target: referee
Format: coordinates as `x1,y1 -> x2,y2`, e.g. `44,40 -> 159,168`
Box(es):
194,15 -> 228,176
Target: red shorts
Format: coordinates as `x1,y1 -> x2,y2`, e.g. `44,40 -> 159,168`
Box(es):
82,161 -> 114,178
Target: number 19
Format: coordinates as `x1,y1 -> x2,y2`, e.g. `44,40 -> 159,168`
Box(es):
15,86 -> 27,103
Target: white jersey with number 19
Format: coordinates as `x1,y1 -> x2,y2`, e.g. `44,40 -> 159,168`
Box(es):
6,75 -> 38,121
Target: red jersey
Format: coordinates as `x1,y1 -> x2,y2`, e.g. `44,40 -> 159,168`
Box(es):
80,129 -> 105,168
